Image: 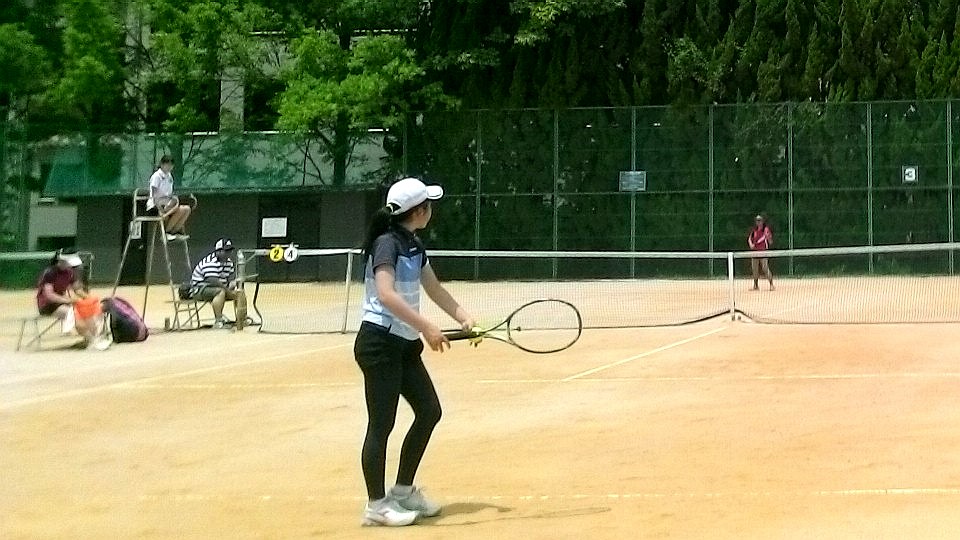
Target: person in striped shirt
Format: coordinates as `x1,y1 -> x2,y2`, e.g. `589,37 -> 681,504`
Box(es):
186,238 -> 247,329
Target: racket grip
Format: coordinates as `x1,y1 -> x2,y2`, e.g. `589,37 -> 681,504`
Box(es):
444,329 -> 479,341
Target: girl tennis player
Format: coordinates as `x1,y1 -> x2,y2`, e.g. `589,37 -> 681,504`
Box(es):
748,214 -> 775,290
354,177 -> 475,527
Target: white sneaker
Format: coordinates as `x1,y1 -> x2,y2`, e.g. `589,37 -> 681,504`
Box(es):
389,485 -> 442,517
214,317 -> 233,329
87,337 -> 112,351
361,497 -> 418,527
61,308 -> 76,335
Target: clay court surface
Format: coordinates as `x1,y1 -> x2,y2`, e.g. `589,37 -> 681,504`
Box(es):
4,285 -> 960,539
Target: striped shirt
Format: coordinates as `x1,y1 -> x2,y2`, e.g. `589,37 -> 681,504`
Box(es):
360,228 -> 427,341
189,252 -> 234,296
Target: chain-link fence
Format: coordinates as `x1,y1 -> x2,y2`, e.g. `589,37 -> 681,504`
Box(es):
405,103 -> 958,266
2,101 -> 958,273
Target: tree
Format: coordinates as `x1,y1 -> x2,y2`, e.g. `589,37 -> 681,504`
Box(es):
129,0 -> 281,187
511,0 -> 626,45
413,0 -> 517,108
277,30 -> 444,186
47,0 -> 130,128
0,24 -> 51,118
666,36 -> 714,105
0,24 -> 53,250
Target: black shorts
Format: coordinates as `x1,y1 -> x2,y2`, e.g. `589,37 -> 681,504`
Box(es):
354,321 -> 423,370
38,303 -> 62,316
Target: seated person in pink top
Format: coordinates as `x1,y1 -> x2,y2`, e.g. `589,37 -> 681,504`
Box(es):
35,248 -> 101,344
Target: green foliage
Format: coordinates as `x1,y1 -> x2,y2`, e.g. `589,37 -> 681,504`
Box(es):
666,36 -> 716,105
46,0 -> 129,126
512,0 -> 626,45
146,0 -> 276,129
277,30 -> 443,185
409,0 -> 960,107
0,24 -> 51,105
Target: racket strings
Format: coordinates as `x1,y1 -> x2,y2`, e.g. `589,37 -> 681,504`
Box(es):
507,300 -> 582,353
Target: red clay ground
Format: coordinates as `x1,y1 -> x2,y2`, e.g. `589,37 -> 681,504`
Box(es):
4,287 -> 960,539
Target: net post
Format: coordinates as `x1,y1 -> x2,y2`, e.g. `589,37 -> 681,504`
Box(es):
341,249 -> 355,334
236,249 -> 247,285
727,251 -> 736,320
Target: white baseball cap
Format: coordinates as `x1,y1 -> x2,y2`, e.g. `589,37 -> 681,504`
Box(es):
215,238 -> 234,251
386,177 -> 443,215
57,249 -> 83,267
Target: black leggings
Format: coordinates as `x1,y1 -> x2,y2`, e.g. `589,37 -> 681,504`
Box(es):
354,322 -> 442,500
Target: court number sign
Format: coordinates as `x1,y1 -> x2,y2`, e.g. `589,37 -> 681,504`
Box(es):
619,171 -> 647,192
269,243 -> 300,263
902,165 -> 918,184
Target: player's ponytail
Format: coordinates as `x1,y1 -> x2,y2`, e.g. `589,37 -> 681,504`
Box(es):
361,202 -> 423,258
362,205 -> 395,258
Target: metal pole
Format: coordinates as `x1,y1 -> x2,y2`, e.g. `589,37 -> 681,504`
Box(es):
630,107 -> 637,278
474,111 -> 482,279
142,223 -> 156,318
0,118 -> 8,248
787,103 -> 795,276
866,102 -> 874,273
552,109 -> 559,279
13,119 -> 30,251
708,105 -> 715,276
402,114 -> 408,174
727,251 -> 736,320
948,100 -> 955,274
341,250 -> 354,334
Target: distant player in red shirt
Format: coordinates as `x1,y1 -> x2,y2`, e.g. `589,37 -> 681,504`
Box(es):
747,214 -> 774,291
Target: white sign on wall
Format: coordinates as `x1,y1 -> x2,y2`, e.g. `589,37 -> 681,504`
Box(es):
261,217 -> 288,238
619,171 -> 647,192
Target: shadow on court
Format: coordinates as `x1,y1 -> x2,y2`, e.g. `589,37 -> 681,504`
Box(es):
428,502 -> 610,526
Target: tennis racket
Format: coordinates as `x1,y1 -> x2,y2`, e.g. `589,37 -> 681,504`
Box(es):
444,299 -> 582,354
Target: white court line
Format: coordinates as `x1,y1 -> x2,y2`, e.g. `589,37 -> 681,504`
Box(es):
89,372 -> 960,389
574,372 -> 960,382
561,327 -> 726,382
480,371 -> 960,384
1,333 -> 316,385
0,343 -> 349,411
124,382 -> 357,389
131,487 -> 960,503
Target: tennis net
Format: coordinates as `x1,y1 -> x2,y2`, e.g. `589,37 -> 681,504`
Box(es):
0,250 -> 96,289
244,243 -> 960,334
